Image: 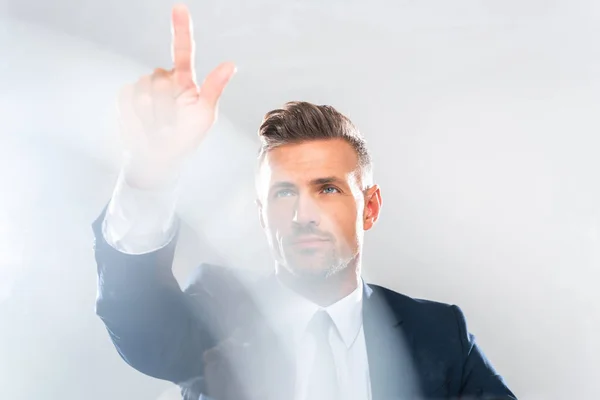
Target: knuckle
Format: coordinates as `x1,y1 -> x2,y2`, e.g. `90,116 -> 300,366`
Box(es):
151,71 -> 176,94
153,67 -> 174,77
152,76 -> 173,91
137,74 -> 151,85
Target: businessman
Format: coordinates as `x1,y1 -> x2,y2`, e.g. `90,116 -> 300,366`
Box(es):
93,4 -> 517,400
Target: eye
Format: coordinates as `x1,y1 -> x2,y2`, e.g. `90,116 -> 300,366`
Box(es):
321,186 -> 341,194
274,188 -> 295,198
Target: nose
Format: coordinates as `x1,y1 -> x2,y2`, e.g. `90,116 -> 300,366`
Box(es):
292,193 -> 321,226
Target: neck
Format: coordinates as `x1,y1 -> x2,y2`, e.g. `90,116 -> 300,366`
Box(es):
276,255 -> 361,307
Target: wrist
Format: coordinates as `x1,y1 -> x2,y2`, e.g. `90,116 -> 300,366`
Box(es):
123,155 -> 182,190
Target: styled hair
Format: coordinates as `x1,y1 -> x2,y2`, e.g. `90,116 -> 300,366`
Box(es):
256,101 -> 373,189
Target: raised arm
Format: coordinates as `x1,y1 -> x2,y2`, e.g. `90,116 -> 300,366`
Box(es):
93,3 -> 236,385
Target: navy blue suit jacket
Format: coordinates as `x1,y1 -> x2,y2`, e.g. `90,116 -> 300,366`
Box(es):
92,214 -> 517,400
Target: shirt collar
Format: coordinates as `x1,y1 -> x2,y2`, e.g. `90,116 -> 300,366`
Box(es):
273,278 -> 364,349
326,281 -> 363,348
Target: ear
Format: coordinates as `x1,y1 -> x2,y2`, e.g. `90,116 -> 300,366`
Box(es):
362,184 -> 382,231
255,198 -> 266,230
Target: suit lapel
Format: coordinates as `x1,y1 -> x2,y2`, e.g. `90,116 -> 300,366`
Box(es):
362,283 -> 422,400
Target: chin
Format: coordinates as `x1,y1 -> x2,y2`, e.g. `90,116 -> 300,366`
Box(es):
286,258 -> 347,280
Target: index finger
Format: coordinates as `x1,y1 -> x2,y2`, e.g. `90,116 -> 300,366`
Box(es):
171,4 -> 196,88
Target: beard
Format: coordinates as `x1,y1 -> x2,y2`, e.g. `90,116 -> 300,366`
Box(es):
268,222 -> 360,281
277,238 -> 357,281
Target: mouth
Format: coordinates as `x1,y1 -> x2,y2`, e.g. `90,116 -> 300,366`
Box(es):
291,237 -> 330,248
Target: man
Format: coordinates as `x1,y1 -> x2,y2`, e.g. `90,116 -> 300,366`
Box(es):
93,4 -> 517,400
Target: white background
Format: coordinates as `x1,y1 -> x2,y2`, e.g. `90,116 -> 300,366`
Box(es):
1,1 -> 599,399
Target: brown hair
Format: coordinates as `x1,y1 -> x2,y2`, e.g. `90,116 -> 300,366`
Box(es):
257,101 -> 373,188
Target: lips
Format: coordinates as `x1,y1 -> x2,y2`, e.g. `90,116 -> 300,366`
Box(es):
292,236 -> 329,244
290,237 -> 330,249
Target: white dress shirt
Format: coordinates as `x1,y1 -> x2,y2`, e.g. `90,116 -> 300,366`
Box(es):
102,171 -> 372,400
271,279 -> 372,400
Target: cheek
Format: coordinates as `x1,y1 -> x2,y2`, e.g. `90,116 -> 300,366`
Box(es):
264,200 -> 294,231
325,203 -> 360,237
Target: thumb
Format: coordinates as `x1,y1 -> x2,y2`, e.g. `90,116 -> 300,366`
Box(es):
198,62 -> 237,109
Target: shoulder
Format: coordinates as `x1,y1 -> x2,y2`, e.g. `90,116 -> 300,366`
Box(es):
366,283 -> 466,337
367,284 -> 456,313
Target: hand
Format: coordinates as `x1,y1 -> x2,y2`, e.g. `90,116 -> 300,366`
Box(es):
118,4 -> 236,188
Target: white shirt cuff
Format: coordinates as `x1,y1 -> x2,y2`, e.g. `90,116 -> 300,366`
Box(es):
102,170 -> 179,255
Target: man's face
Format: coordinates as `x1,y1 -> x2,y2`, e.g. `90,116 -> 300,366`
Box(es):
257,138 -> 380,279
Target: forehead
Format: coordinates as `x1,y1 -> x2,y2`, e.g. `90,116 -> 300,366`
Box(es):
261,139 -> 359,184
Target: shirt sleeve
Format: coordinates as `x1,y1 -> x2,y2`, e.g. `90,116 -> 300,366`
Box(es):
102,170 -> 179,255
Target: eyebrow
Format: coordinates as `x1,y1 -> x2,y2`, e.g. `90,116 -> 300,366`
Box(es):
270,176 -> 345,189
309,176 -> 345,186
